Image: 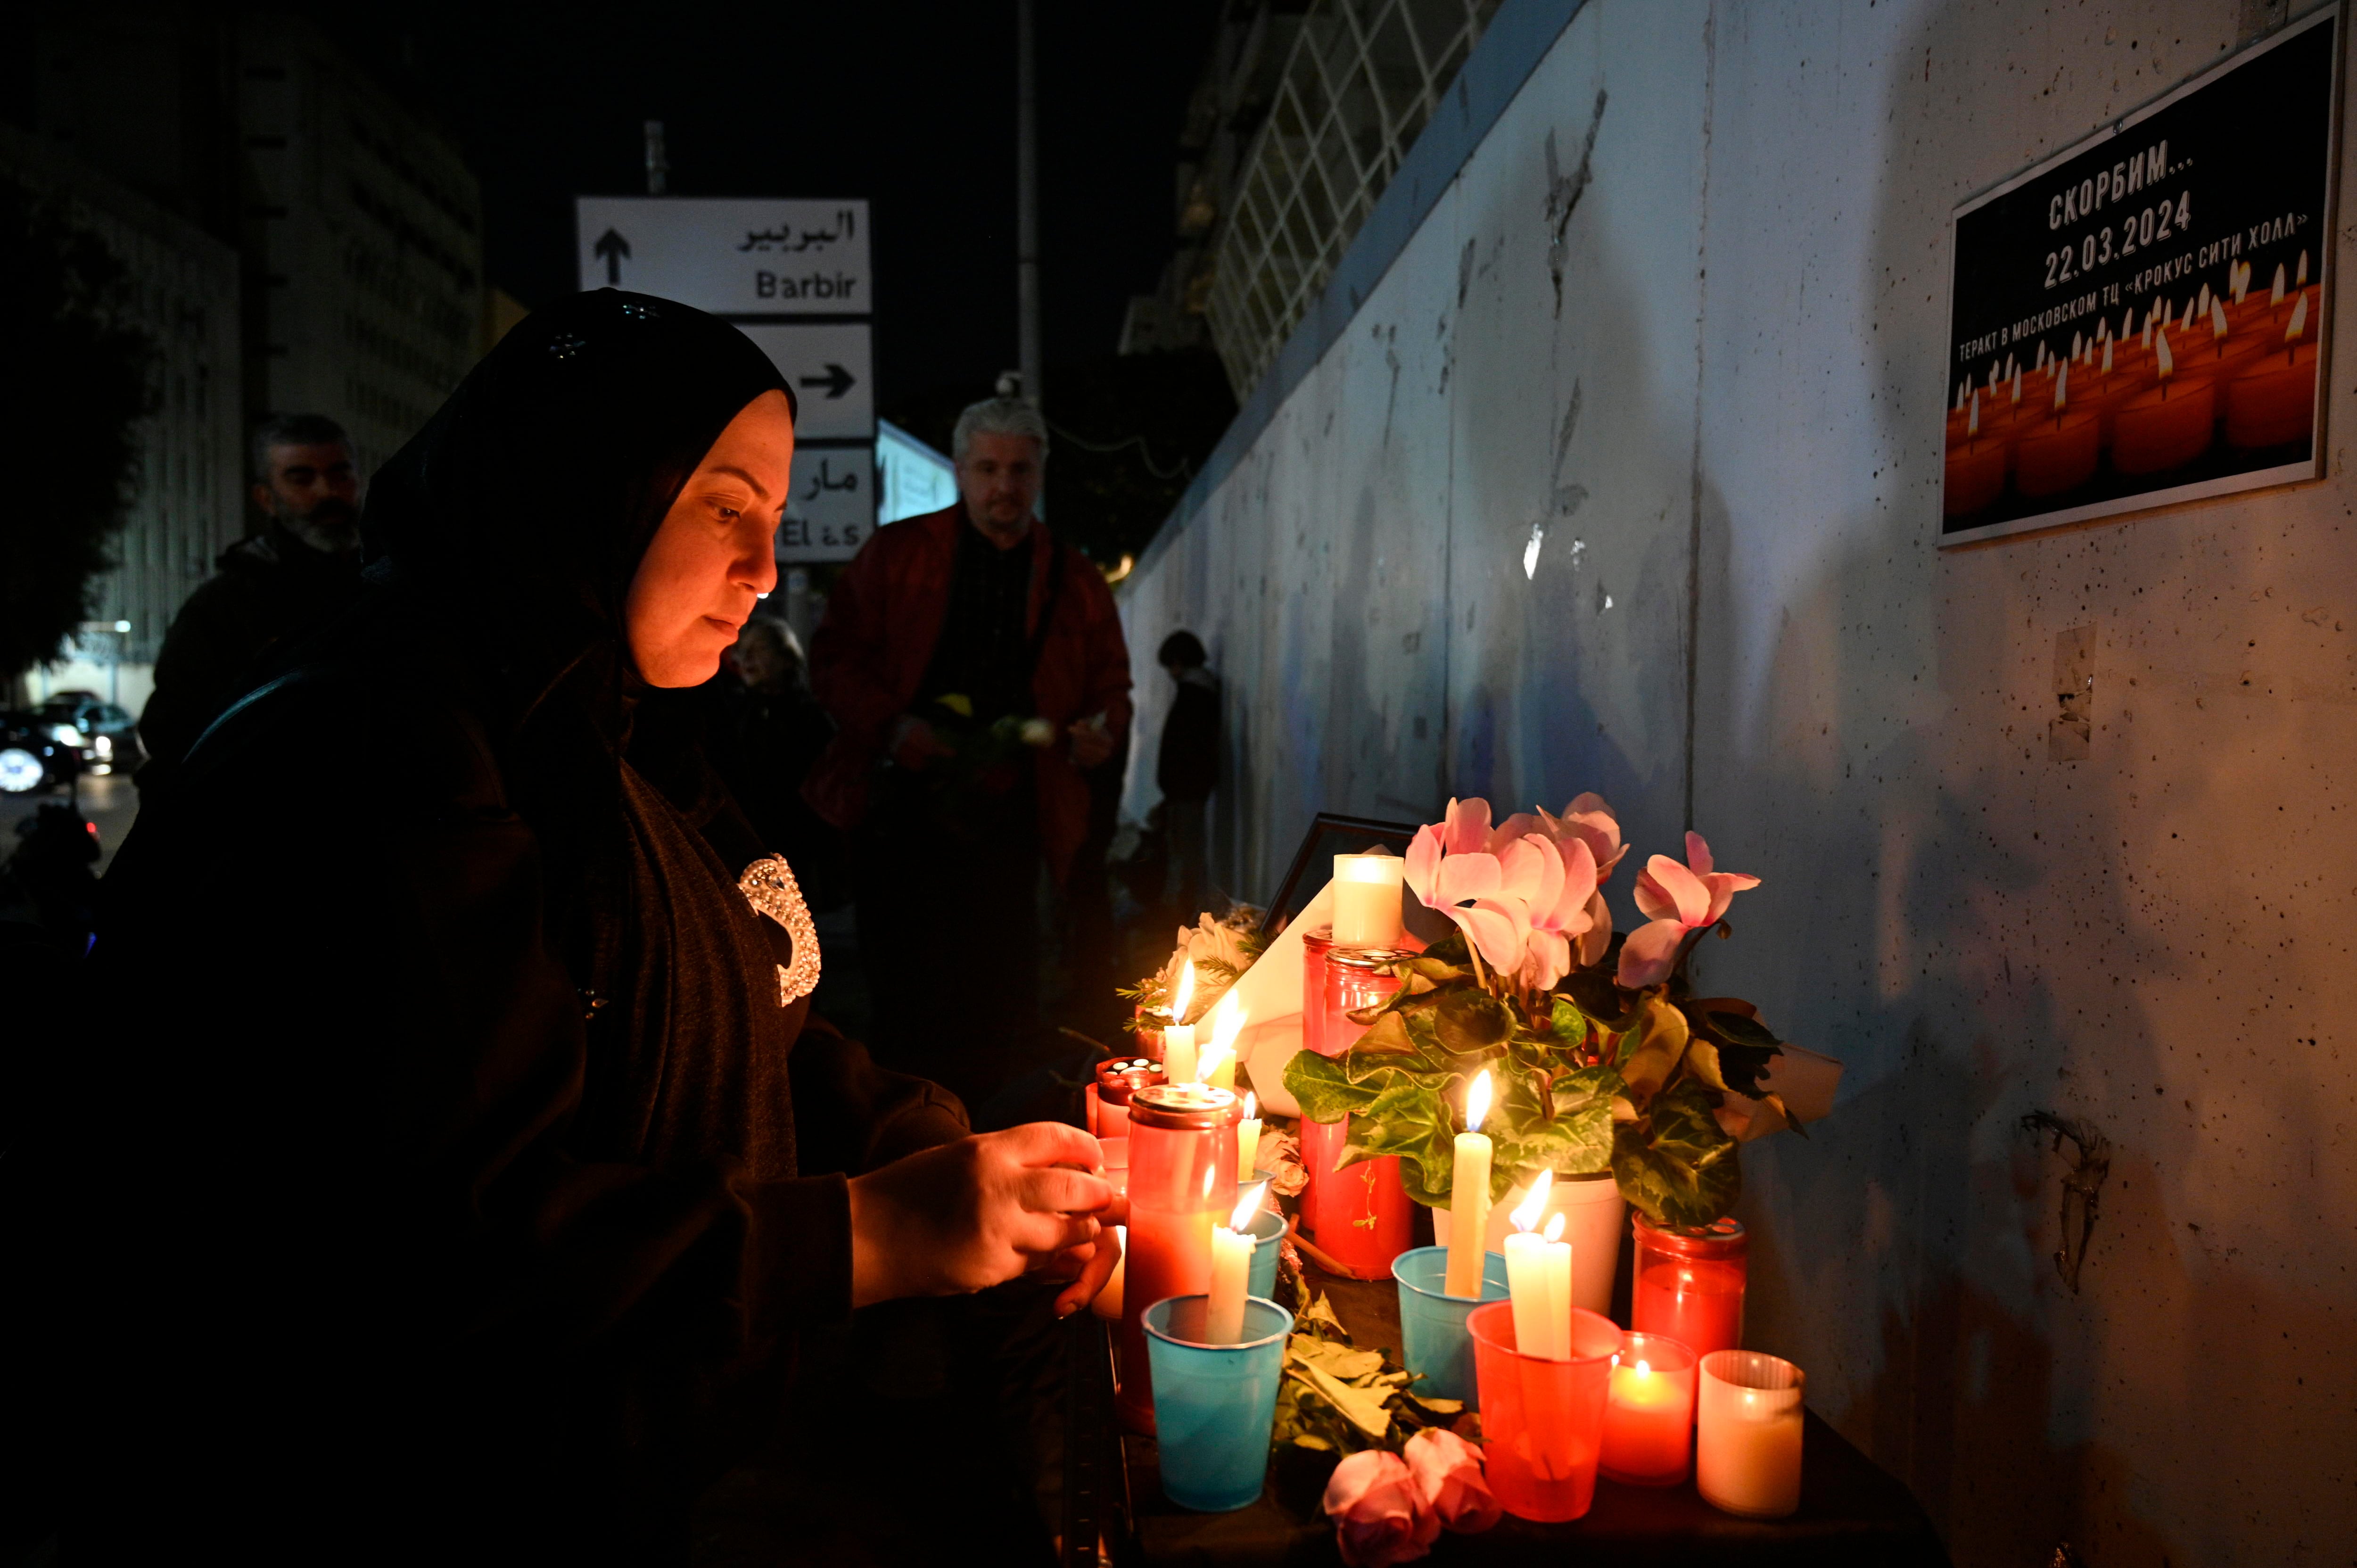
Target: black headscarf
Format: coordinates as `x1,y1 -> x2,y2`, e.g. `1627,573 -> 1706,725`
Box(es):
358,289 -> 795,982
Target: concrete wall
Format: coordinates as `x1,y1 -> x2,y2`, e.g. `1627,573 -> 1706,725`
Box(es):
1118,1 -> 2357,1561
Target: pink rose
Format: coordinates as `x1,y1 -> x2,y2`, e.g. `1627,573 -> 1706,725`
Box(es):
1322,1449 -> 1439,1568
1403,1428 -> 1500,1533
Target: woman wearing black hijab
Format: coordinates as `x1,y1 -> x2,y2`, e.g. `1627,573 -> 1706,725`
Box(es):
86,291 -> 1119,1564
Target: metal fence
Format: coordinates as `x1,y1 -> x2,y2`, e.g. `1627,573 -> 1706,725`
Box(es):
1203,0 -> 1500,400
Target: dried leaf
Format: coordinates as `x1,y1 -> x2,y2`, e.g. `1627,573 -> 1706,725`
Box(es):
1294,1362 -> 1396,1440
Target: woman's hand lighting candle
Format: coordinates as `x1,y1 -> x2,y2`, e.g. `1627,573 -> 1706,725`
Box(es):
1331,851 -> 1406,947
1236,1091 -> 1262,1181
1443,1070 -> 1495,1298
1502,1172 -> 1569,1361
1204,1191 -> 1261,1344
1162,961 -> 1198,1085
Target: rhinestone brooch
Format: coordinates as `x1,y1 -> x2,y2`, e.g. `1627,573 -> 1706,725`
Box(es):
738,854 -> 821,1007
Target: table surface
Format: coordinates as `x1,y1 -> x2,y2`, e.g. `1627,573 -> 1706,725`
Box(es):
1102,1269 -> 1951,1568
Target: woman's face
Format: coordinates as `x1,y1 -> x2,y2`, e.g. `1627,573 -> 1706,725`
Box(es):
625,389 -> 796,687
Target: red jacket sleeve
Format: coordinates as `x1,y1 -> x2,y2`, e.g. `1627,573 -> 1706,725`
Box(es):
807,530 -> 907,758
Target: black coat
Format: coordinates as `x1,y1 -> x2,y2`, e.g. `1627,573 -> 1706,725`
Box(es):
82,292 -> 958,1564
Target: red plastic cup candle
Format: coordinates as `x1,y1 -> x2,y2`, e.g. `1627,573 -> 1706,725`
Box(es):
1443,1070 -> 1495,1298
1116,1083 -> 1240,1432
1631,1215 -> 1747,1362
1599,1332 -> 1699,1486
1466,1302 -> 1622,1521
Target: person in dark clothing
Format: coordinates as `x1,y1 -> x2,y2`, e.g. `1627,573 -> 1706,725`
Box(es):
705,618 -> 847,910
806,398 -> 1131,1111
135,413 -> 365,793
1156,629 -> 1220,919
82,292 -> 1120,1567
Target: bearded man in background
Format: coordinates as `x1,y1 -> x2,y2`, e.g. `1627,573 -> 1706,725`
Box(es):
136,413 -> 365,794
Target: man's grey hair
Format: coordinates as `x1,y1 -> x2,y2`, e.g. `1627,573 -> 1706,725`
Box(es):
250,413 -> 351,480
951,397 -> 1049,464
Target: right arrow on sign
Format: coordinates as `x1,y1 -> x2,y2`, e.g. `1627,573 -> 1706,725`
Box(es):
799,363 -> 857,400
593,228 -> 631,285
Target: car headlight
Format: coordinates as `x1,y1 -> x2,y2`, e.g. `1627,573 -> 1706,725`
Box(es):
0,748 -> 44,792
51,724 -> 81,747
94,734 -> 112,754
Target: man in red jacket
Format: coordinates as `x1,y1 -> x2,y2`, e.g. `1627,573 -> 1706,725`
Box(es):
806,397 -> 1131,1106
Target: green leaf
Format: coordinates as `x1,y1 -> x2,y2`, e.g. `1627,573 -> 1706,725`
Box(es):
1338,1077 -> 1458,1203
1610,1079 -> 1742,1228
1285,1049 -> 1382,1125
1545,995 -> 1591,1051
1691,1006 -> 1784,1097
1352,1011 -> 1422,1056
1435,989 -> 1513,1053
1560,969 -> 1645,1030
1293,1362 -> 1396,1439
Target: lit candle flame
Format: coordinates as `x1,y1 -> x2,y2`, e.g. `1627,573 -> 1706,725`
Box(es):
2297,249 -> 2309,289
2272,264 -> 2287,305
2071,330 -> 2082,361
1193,1044 -> 1230,1087
2287,292 -> 2309,344
1243,1090 -> 1257,1119
1968,389 -> 1980,437
1632,1359 -> 1652,1378
2197,284 -> 2210,320
1465,1069 -> 1493,1134
1510,1168 -> 1554,1232
1955,380 -> 1966,413
2211,299 -> 2229,343
1170,960 -> 1195,1023
1229,1190 -> 1261,1232
1210,990 -> 1246,1059
2156,327 -> 2174,381
2010,367 -> 2022,404
2142,314 -> 2153,350
1542,1212 -> 1566,1244
2052,360 -> 2068,415
2100,339 -> 2112,375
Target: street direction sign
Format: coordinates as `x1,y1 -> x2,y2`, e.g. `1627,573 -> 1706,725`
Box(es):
736,322 -> 873,442
574,197 -> 871,315
778,445 -> 875,564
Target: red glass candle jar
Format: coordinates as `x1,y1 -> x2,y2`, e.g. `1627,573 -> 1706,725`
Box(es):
1115,1083 -> 1240,1433
1300,925 -> 1336,1056
1630,1215 -> 1747,1365
1300,948 -> 1416,1277
1093,1057 -> 1163,1140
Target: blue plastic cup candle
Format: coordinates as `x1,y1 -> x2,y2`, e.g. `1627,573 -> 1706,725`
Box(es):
1392,1245 -> 1509,1406
1143,1295 -> 1294,1511
1244,1207 -> 1285,1300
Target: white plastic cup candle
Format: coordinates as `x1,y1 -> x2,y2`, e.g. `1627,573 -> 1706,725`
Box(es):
1443,1070 -> 1494,1298
1697,1350 -> 1804,1519
1502,1172 -> 1570,1361
1331,851 -> 1405,947
1203,1193 -> 1260,1344
1236,1091 -> 1262,1181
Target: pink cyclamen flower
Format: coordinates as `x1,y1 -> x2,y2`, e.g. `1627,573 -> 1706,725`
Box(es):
1616,831 -> 1761,989
1404,798 -> 1538,976
1403,1429 -> 1500,1533
1324,1449 -> 1440,1568
1514,834 -> 1599,991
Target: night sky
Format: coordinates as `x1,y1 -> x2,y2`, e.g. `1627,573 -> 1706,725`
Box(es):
288,1 -> 1221,415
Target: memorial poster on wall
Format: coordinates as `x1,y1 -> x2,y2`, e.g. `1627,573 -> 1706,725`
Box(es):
1939,7 -> 2341,546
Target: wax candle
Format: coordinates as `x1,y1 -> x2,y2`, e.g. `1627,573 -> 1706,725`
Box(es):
1162,962 -> 1198,1083
1502,1173 -> 1570,1361
1205,1192 -> 1258,1344
1203,991 -> 1244,1089
1696,1351 -> 1804,1520
2015,408 -> 2100,496
1444,1070 -> 1495,1299
1331,851 -> 1406,947
1235,1091 -> 1262,1181
1090,1224 -> 1127,1321
1599,1333 -> 1699,1487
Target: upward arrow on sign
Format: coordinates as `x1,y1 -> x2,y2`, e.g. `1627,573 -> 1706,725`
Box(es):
593,228 -> 631,285
799,363 -> 857,399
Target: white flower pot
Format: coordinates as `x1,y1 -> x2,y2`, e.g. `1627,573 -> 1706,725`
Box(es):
1430,1171 -> 1624,1314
